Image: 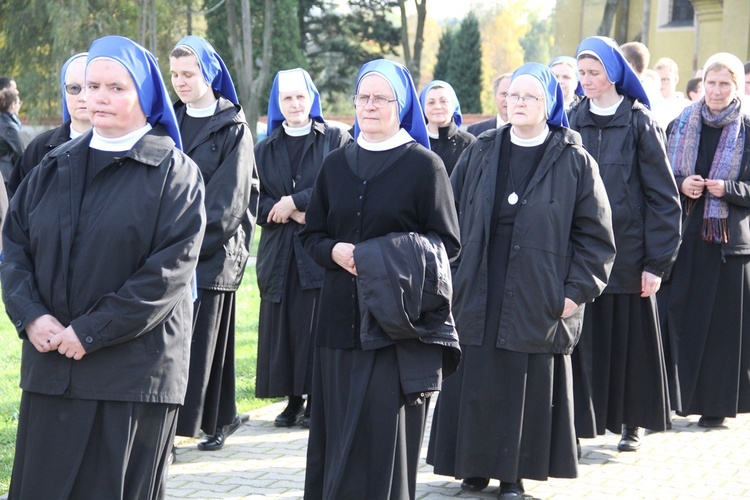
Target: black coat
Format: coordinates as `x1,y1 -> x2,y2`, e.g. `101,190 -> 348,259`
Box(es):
428,122 -> 475,175
450,125 -> 616,354
466,117 -> 498,137
568,97 -> 681,292
175,97 -> 258,291
255,121 -> 350,302
0,126 -> 206,404
0,111 -> 24,183
300,141 -> 460,349
8,121 -> 73,197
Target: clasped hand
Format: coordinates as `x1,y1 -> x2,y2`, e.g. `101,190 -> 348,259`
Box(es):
26,314 -> 86,360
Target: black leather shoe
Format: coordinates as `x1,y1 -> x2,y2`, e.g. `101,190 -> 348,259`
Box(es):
223,414 -> 242,437
576,438 -> 582,460
617,425 -> 643,451
460,477 -> 489,491
274,396 -> 305,427
301,397 -> 312,428
498,479 -> 524,498
698,416 -> 726,428
197,430 -> 225,451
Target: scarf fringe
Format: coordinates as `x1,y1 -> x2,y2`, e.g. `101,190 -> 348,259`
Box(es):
702,217 -> 729,244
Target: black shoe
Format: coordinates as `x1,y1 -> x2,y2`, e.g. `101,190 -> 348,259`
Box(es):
698,416 -> 726,428
460,477 -> 489,491
617,425 -> 643,451
274,396 -> 305,427
576,437 -> 582,460
498,479 -> 524,498
223,414 -> 243,437
301,397 -> 312,428
197,430 -> 225,451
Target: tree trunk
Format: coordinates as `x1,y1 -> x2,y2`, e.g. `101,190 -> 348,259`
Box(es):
641,0 -> 651,45
399,0 -> 412,71
247,0 -> 275,142
411,0 -> 426,85
597,0 -> 620,36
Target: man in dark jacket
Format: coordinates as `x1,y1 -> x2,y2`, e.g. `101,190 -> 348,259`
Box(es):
466,73 -> 511,137
8,53 -> 91,197
170,36 -> 258,452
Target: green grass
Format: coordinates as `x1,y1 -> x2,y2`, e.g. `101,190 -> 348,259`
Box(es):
0,262 -> 267,493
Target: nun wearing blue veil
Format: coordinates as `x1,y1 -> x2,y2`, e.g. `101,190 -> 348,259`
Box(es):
419,80 -> 475,174
568,36 -> 681,453
169,35 -> 259,453
8,52 -> 92,195
254,68 -> 350,430
299,59 -> 460,499
427,63 -> 615,497
549,56 -> 583,109
1,35 -> 206,499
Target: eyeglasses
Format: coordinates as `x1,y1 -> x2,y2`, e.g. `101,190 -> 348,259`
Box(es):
352,94 -> 397,109
507,93 -> 543,104
65,84 -> 83,95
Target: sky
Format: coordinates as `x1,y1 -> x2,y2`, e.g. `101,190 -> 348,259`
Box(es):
408,0 -> 556,21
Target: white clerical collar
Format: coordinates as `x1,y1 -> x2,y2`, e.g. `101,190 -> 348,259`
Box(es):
497,115 -> 507,128
427,130 -> 439,139
510,124 -> 549,147
69,126 -> 86,140
186,101 -> 218,118
90,123 -> 152,152
357,128 -> 414,151
283,120 -> 312,137
590,95 -> 624,116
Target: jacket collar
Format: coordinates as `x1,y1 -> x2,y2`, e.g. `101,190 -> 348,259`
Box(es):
573,95 -> 640,129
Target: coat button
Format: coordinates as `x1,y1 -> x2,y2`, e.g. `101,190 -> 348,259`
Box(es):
521,199 -> 527,205
85,336 -> 94,344
506,291 -> 513,297
297,259 -> 303,264
15,320 -> 22,327
513,245 -> 520,251
499,338 -> 506,345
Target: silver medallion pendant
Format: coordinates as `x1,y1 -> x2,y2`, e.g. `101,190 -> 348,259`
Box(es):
507,192 -> 519,205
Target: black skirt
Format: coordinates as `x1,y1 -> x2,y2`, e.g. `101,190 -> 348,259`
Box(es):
572,293 -> 671,437
664,210 -> 750,417
176,289 -> 237,437
10,392 -> 177,500
304,345 -> 429,500
256,255 -> 317,398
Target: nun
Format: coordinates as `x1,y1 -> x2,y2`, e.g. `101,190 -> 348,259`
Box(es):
254,68 -> 349,428
419,79 -> 475,175
568,36 -> 681,453
8,52 -> 91,196
169,35 -> 258,452
549,56 -> 583,110
426,63 -> 615,498
299,59 -> 461,499
0,35 -> 206,499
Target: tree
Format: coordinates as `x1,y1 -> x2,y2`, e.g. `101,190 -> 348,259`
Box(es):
520,12 -> 553,65
449,13 -> 482,113
432,28 -> 455,82
398,0 -> 427,85
597,0 -> 621,37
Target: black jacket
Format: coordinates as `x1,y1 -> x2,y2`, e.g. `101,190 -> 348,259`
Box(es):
0,126 -> 206,404
568,96 -> 681,292
450,125 -> 615,354
0,111 -> 24,183
300,142 -> 460,349
428,122 -> 476,175
175,97 -> 259,291
466,117 -> 498,137
8,121 -> 73,197
255,121 -> 349,302
668,114 -> 750,256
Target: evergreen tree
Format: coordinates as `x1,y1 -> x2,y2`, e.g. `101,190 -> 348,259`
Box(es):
432,28 -> 455,82
520,12 -> 553,65
450,13 -> 482,113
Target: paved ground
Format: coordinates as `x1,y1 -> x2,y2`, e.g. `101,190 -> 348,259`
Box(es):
167,400 -> 750,499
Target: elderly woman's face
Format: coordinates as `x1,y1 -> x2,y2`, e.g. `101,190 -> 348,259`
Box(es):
65,58 -> 89,127
424,87 -> 453,128
86,59 -> 147,138
704,67 -> 736,116
170,54 -> 212,107
507,75 -> 547,133
355,74 -> 400,142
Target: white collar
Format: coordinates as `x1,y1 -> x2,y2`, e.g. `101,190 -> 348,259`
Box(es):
90,124 -> 152,152
282,120 -> 312,137
496,115 -> 507,128
357,128 -> 414,151
590,95 -> 624,116
186,101 -> 218,118
69,126 -> 86,140
510,124 -> 549,147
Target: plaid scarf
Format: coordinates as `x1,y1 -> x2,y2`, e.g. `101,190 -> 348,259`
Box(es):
667,97 -> 744,243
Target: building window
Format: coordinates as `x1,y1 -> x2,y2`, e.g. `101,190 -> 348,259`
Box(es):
670,0 -> 694,26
